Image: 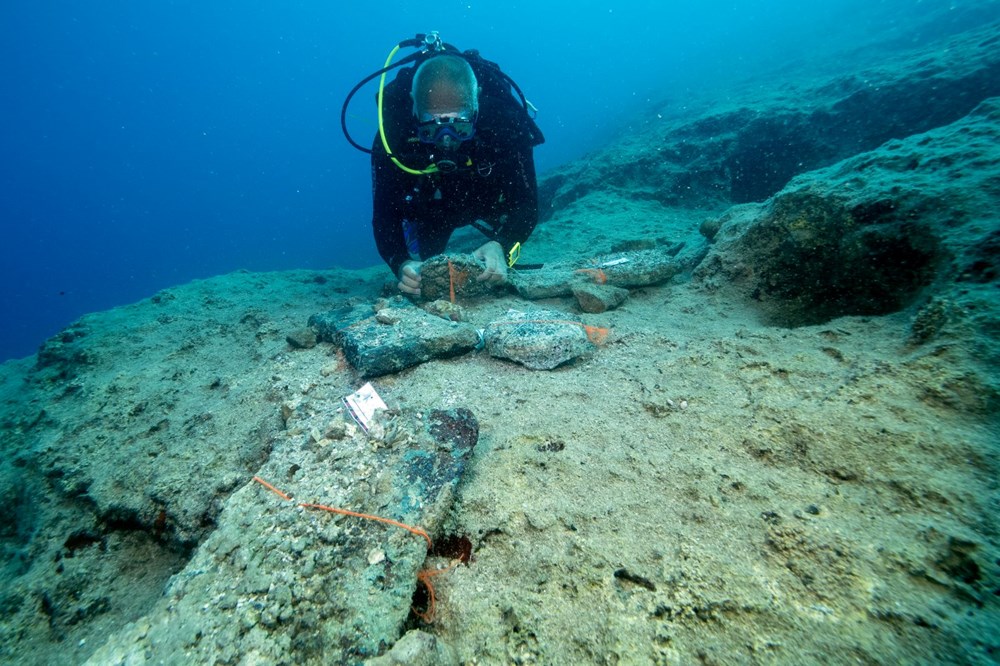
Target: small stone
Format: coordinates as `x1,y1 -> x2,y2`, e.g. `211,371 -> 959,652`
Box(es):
368,548 -> 386,565
423,299 -> 466,322
365,629 -> 459,666
280,401 -> 298,424
286,327 -> 318,349
375,311 -> 401,325
240,609 -> 259,630
484,308 -> 595,370
572,283 -> 630,313
324,419 -> 347,440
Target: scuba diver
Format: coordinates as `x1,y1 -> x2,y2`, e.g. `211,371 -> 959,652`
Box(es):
342,32 -> 544,296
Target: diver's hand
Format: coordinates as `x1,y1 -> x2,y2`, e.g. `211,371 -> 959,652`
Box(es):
398,260 -> 423,295
474,241 -> 508,284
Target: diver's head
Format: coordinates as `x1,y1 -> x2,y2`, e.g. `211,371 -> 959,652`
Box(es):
411,55 -> 479,150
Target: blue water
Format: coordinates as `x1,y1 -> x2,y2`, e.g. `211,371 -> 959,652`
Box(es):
0,1 -> 964,361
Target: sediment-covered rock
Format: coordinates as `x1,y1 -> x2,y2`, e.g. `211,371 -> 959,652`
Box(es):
419,254 -> 509,302
483,308 -> 600,370
540,21 -> 1000,214
695,97 -> 1000,330
87,405 -> 479,664
512,248 -> 680,300
310,297 -> 480,377
573,283 -> 630,313
0,270 -> 388,665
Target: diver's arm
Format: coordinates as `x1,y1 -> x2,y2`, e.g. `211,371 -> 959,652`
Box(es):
495,144 -> 539,259
371,153 -> 413,278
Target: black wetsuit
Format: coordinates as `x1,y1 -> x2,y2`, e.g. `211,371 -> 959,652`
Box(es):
371,58 -> 542,277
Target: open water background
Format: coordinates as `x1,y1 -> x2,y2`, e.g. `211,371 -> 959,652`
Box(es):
0,0 -> 983,361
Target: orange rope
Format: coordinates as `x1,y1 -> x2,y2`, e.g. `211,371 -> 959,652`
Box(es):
414,570 -> 437,622
253,476 -> 445,621
582,325 -> 609,345
413,561 -> 457,622
448,259 -> 456,304
253,476 -> 292,501
299,503 -> 432,549
574,268 -> 608,284
252,477 -> 432,549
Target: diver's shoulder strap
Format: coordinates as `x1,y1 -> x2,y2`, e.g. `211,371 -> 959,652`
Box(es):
462,50 -> 545,148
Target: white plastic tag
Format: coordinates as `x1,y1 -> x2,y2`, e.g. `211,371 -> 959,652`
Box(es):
598,257 -> 630,268
342,382 -> 387,433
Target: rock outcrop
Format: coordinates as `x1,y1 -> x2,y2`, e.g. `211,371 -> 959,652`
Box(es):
87,406 -> 478,664
540,21 -> 1000,214
694,97 -> 1000,341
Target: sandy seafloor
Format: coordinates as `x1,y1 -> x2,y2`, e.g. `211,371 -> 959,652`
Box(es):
437,281 -> 996,663
380,222 -> 999,663
1,200 -> 996,663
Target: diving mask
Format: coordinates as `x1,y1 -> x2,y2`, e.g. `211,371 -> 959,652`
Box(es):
416,113 -> 477,146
